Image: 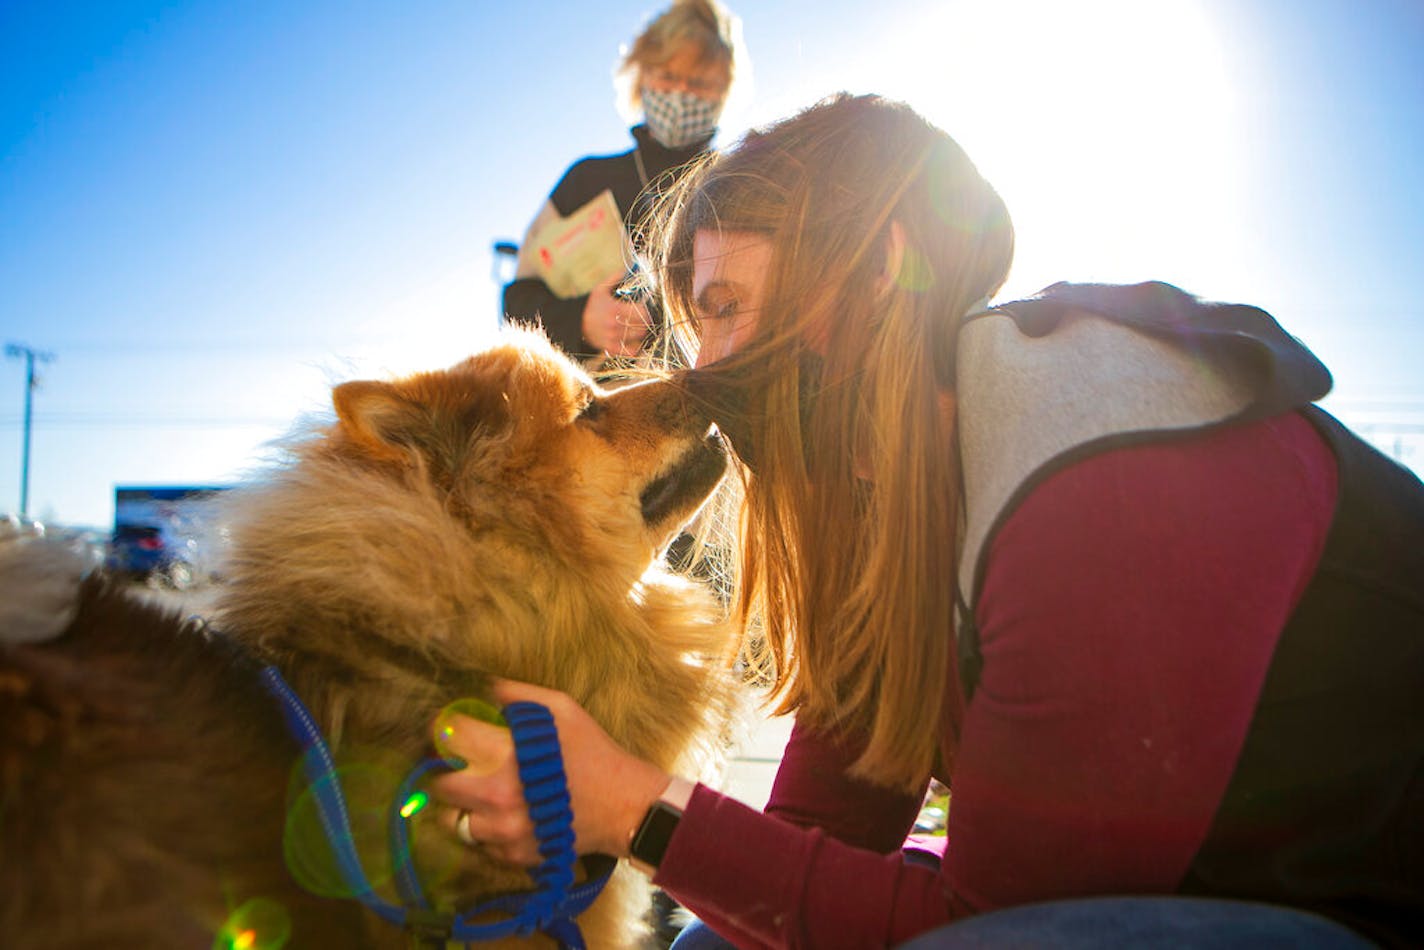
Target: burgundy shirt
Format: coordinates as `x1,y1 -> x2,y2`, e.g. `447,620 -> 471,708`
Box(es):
656,411 -> 1338,948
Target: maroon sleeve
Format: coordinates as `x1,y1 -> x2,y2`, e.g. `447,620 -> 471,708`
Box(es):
763,717 -> 925,852
657,718 -> 931,947
655,413 -> 1336,948
658,786 -> 959,949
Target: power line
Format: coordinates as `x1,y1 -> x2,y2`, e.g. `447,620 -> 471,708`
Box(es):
0,413 -> 296,430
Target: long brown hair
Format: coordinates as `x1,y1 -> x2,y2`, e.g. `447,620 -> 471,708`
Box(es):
651,94 -> 1014,790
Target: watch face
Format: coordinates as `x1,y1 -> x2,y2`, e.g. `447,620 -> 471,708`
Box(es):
631,801 -> 682,869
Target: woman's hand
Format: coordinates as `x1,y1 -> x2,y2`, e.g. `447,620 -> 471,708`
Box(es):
430,679 -> 672,866
581,274 -> 652,357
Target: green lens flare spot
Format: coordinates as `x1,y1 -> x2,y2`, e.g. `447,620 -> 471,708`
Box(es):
894,243 -> 936,293
214,897 -> 291,950
400,790 -> 428,819
434,696 -> 508,753
282,762 -> 402,898
443,697 -> 507,727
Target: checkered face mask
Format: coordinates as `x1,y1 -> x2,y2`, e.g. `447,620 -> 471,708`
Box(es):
641,88 -> 722,149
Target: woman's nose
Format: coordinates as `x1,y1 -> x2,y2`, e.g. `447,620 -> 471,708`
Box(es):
694,335 -> 731,367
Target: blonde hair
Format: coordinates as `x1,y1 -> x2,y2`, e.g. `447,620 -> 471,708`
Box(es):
617,0 -> 743,114
651,94 -> 1014,790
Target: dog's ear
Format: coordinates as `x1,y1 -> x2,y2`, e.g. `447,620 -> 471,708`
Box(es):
332,380 -> 423,461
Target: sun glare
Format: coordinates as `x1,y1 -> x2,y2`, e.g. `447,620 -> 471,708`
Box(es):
873,0 -> 1242,298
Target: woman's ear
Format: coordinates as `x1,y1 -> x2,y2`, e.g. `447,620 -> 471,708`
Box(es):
878,220 -> 908,298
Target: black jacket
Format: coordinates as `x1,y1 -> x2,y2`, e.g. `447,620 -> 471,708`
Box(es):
503,125 -> 711,360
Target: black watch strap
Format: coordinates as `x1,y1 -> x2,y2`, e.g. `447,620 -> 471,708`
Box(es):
628,777 -> 694,875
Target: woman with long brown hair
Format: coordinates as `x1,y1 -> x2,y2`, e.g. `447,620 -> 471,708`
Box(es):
436,94 -> 1421,947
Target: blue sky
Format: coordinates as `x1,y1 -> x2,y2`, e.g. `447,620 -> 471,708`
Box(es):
2,0 -> 1422,527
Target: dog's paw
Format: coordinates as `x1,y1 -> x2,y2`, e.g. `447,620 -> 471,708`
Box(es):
0,516 -> 94,644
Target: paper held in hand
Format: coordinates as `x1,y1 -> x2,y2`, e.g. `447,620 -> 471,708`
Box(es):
530,189 -> 631,299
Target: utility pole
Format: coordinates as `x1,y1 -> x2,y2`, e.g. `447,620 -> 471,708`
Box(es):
5,343 -> 55,519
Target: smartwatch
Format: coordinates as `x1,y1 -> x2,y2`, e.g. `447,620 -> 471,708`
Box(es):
628,777 -> 695,875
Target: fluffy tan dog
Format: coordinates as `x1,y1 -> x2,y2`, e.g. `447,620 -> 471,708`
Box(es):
0,330 -> 737,948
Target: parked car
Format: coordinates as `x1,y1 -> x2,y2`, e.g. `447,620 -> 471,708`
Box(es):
108,525 -> 210,589
107,523 -> 166,577
107,486 -> 230,589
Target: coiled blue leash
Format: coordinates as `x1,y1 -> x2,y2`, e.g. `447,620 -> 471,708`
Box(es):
259,666 -> 614,948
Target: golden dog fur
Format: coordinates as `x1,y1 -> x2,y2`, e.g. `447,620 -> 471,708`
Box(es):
0,330 -> 738,948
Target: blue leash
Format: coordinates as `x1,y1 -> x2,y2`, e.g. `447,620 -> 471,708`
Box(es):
259,666 -> 614,948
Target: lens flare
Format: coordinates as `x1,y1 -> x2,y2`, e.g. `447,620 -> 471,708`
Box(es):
434,697 -> 515,777
926,156 -> 1006,237
282,761 -> 402,898
440,697 -> 507,729
400,790 -> 428,819
214,897 -> 291,950
434,697 -> 506,754
894,243 -> 936,293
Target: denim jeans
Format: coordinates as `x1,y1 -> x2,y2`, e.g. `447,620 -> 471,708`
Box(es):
670,896 -> 1377,949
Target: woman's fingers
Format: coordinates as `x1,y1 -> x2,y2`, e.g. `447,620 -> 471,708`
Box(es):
439,799 -> 541,865
429,680 -> 672,861
430,709 -> 542,866
432,778 -> 541,866
437,711 -> 514,776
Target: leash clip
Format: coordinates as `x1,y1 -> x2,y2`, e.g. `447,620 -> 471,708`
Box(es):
402,907 -> 456,948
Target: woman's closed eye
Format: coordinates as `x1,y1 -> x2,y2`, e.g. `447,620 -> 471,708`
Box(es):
696,294 -> 740,324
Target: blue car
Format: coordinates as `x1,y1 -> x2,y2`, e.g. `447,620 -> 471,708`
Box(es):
107,485 -> 228,588
106,523 -> 169,577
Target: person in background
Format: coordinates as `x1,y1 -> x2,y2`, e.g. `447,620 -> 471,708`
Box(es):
502,0 -> 744,364
439,94 -> 1423,947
